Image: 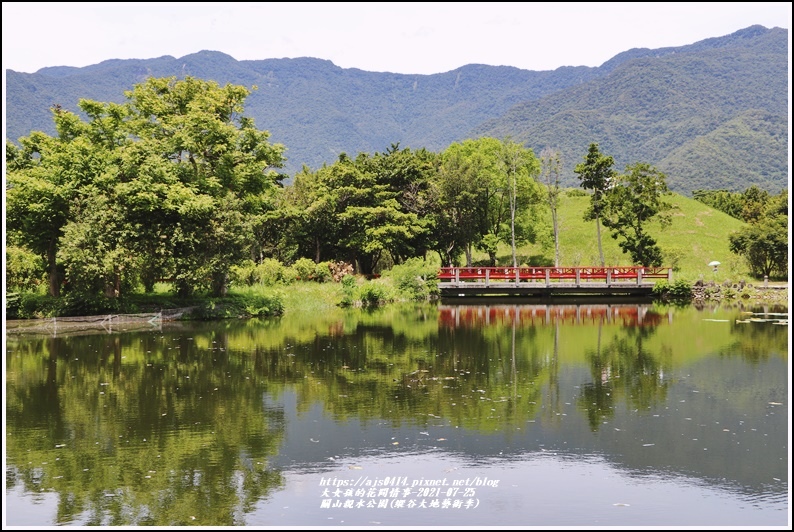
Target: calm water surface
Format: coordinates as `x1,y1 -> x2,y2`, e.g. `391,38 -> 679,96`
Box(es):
5,301 -> 789,527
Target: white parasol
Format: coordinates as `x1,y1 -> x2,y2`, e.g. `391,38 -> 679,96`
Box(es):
708,261 -> 721,267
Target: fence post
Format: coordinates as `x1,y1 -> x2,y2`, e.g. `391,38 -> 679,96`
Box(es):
545,268 -> 550,287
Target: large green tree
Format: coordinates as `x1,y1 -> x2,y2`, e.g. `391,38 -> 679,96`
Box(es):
6,105 -> 117,297
574,143 -> 616,266
120,76 -> 286,296
7,76 -> 286,300
601,162 -> 674,267
728,192 -> 788,279
431,142 -> 485,266
277,150 -> 428,275
433,137 -> 540,267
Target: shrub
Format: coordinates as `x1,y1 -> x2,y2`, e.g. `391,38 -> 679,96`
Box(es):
385,257 -> 440,301
192,293 -> 284,319
230,259 -> 258,286
652,279 -> 693,301
231,258 -> 287,286
6,246 -> 46,292
721,286 -> 737,300
339,274 -> 358,307
314,261 -> 333,283
292,258 -> 317,281
256,258 -> 287,286
329,261 -> 355,282
664,247 -> 686,273
358,282 -> 391,306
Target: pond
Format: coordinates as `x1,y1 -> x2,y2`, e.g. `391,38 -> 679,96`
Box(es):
4,300 -> 789,527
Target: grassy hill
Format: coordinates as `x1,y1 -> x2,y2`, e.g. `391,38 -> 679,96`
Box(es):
483,190 -> 748,282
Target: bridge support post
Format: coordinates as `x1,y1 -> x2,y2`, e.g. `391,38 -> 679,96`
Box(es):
545,269 -> 550,287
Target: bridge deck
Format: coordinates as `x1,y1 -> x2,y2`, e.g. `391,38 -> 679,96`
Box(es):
437,266 -> 672,297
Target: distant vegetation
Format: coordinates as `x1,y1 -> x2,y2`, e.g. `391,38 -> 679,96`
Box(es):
5,71 -> 787,319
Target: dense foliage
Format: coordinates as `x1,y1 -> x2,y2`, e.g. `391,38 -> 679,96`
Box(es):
5,73 -> 789,313
7,76 -> 286,300
693,186 -> 788,280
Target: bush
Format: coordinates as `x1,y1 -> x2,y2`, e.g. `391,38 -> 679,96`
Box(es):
6,246 -> 46,292
652,279 -> 693,301
7,292 -> 124,318
292,258 -> 317,281
231,258 -> 288,286
314,261 -> 333,283
230,260 -> 258,286
257,258 -> 287,285
358,282 -> 391,307
385,257 -> 440,301
339,274 -> 358,307
329,261 -> 355,282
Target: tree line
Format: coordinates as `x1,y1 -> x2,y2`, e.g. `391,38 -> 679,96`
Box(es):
692,187 -> 788,278
6,76 -> 786,302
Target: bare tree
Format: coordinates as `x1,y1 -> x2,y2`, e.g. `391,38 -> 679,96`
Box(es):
540,147 -> 563,267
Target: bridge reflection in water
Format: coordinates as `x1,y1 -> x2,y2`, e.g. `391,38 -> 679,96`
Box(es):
439,303 -> 669,329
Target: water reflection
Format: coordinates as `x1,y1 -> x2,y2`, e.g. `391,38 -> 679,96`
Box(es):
5,302 -> 789,526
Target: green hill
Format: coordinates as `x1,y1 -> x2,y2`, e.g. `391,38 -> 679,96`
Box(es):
488,191 -> 748,281
473,26 -> 788,195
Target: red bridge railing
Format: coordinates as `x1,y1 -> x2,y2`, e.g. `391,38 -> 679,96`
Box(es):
438,266 -> 671,286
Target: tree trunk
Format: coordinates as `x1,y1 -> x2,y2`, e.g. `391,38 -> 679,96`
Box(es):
47,239 -> 60,297
552,210 -> 560,267
510,203 -> 517,267
211,271 -> 228,297
596,216 -> 605,266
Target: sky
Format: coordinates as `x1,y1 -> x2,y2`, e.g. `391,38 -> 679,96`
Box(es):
2,2 -> 791,75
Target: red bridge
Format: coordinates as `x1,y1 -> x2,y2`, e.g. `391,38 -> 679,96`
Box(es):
437,266 -> 672,297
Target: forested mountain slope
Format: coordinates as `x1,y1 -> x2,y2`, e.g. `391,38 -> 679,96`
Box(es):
5,25 -> 787,194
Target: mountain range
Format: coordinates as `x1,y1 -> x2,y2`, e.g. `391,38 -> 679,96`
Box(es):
4,24 -> 788,195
